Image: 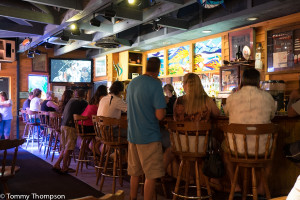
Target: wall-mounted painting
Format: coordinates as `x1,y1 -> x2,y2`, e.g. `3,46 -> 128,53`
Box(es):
28,75 -> 48,99
229,28 -> 255,61
147,50 -> 165,76
168,45 -> 190,75
194,37 -> 222,72
32,53 -> 48,72
95,56 -> 106,77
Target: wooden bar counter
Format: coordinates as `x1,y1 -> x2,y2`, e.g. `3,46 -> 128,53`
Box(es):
215,115 -> 300,196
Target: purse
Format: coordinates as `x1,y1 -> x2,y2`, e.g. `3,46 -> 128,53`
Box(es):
202,134 -> 225,178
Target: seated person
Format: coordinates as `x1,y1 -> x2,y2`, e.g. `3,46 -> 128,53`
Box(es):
23,92 -> 33,110
30,88 -> 42,112
224,68 -> 276,195
287,175 -> 300,200
163,84 -> 177,116
41,91 -> 59,112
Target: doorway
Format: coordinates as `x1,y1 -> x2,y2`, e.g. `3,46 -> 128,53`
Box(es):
0,77 -> 10,97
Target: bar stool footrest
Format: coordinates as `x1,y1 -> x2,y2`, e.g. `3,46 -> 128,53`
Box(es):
172,186 -> 212,199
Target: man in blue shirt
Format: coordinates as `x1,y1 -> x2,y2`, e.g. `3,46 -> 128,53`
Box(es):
22,92 -> 33,110
127,57 -> 166,200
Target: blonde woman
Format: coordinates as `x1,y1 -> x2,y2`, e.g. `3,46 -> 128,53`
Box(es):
174,73 -> 219,121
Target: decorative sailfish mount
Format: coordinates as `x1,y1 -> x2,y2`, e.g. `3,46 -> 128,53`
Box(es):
113,62 -> 123,80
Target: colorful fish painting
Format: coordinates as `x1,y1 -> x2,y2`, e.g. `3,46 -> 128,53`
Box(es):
147,50 -> 165,76
194,37 -> 222,72
168,45 -> 190,75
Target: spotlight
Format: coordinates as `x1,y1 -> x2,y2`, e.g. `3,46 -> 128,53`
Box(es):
44,42 -> 53,49
90,14 -> 101,27
60,34 -> 69,41
70,23 -> 80,36
34,49 -> 41,55
128,0 -> 134,4
27,50 -> 34,58
152,20 -> 160,31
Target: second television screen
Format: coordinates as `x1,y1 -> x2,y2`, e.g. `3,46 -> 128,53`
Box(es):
50,59 -> 92,83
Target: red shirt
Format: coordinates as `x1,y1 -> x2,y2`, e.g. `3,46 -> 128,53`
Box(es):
79,104 -> 98,126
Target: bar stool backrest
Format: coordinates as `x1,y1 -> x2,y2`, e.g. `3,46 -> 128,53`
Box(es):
74,114 -> 90,135
93,116 -> 127,144
38,111 -> 49,127
20,109 -> 27,123
25,110 -> 39,124
167,121 -> 211,157
92,115 -> 101,137
223,123 -> 278,163
48,112 -> 61,132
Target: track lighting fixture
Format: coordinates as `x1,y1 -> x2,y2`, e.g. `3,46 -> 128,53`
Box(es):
44,42 -> 53,49
34,49 -> 41,55
152,20 -> 160,31
70,23 -> 80,36
90,13 -> 101,27
27,50 -> 34,58
60,30 -> 69,41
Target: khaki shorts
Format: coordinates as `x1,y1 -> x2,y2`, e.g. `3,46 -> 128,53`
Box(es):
60,126 -> 77,151
127,142 -> 164,180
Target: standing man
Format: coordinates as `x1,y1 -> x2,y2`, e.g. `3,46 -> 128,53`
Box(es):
52,89 -> 88,173
126,57 -> 166,200
22,92 -> 33,110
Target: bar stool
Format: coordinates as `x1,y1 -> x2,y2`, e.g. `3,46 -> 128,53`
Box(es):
45,112 -> 61,161
20,109 -> 29,139
74,114 -> 96,176
223,123 -> 278,200
93,116 -> 128,194
167,120 -> 212,200
38,111 -> 49,152
25,110 -> 41,148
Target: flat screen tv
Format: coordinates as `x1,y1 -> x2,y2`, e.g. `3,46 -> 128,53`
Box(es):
50,58 -> 92,83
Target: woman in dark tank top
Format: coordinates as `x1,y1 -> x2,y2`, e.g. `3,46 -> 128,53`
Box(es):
41,91 -> 59,112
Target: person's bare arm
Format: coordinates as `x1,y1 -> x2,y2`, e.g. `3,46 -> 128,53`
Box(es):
207,98 -> 220,118
0,101 -> 12,107
47,101 -> 59,111
155,108 -> 166,121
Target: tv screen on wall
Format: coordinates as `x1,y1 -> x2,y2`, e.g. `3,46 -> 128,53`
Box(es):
50,58 -> 92,83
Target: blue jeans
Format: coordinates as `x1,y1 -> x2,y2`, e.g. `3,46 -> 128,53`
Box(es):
0,119 -> 12,139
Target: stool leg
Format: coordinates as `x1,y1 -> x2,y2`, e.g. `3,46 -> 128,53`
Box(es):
118,147 -> 123,187
100,146 -> 111,192
184,160 -> 191,198
195,160 -> 201,198
46,130 -> 54,159
242,168 -> 248,200
252,167 -> 258,200
261,168 -> 271,199
26,125 -> 32,149
199,164 -> 212,200
112,148 -> 117,194
173,160 -> 184,200
51,132 -> 59,162
229,165 -> 240,200
76,137 -> 86,176
96,144 -> 106,185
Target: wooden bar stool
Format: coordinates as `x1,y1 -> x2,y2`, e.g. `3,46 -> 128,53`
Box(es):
20,109 -> 29,139
223,123 -> 278,200
167,121 -> 212,200
93,116 -> 128,194
25,110 -> 41,148
38,111 -> 49,152
74,114 -> 96,176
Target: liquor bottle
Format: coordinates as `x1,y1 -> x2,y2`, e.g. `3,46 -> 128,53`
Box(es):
255,43 -> 263,70
236,46 -> 243,61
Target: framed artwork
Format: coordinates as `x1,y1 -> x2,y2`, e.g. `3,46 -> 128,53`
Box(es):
32,53 -> 48,72
194,37 -> 222,72
168,45 -> 190,75
147,50 -> 165,76
229,28 -> 255,61
28,75 -> 48,99
95,56 -> 106,77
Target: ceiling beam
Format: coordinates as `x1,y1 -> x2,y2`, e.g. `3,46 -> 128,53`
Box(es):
0,22 -> 45,35
0,6 -> 59,25
162,0 -> 184,4
21,0 -> 83,11
158,16 -> 189,30
54,31 -> 94,41
30,2 -> 52,14
6,18 -> 33,26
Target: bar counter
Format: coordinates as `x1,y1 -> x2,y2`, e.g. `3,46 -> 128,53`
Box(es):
215,115 -> 300,196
